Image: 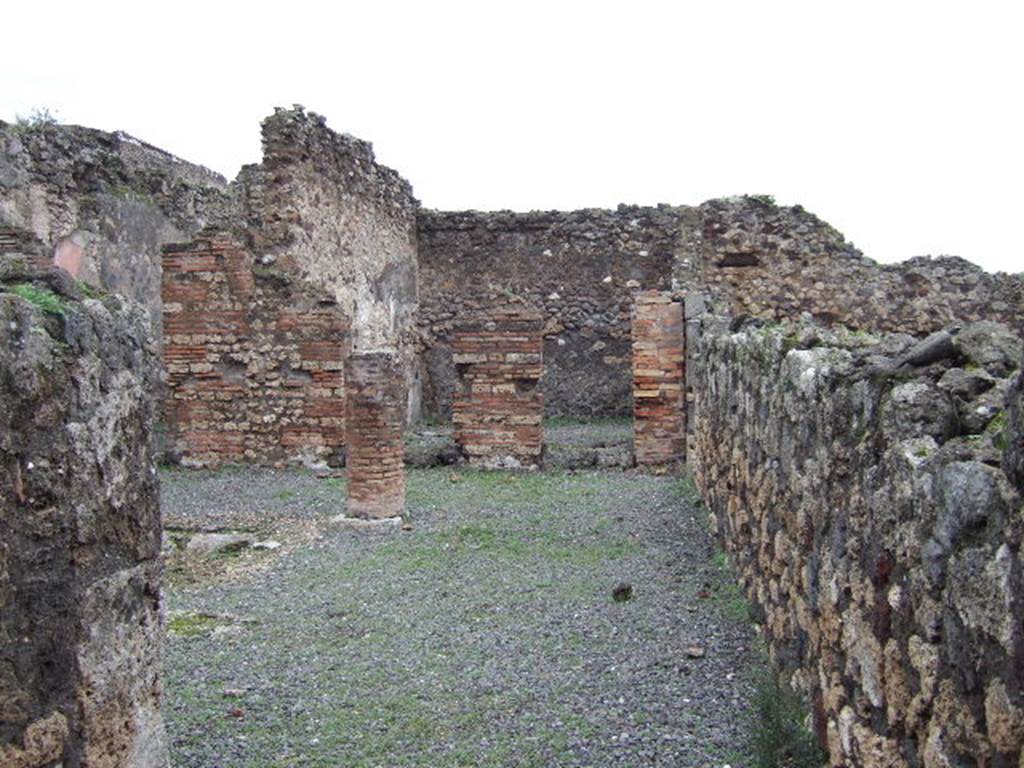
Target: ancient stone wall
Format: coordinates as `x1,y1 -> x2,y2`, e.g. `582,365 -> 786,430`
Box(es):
419,197 -> 1022,423
632,291 -> 685,468
0,248 -> 166,766
416,207 -> 682,420
345,351 -> 406,519
163,233 -> 349,467
452,305 -> 544,469
0,119 -> 233,332
693,319 -> 1024,767
678,196 -> 1024,337
237,107 -> 419,411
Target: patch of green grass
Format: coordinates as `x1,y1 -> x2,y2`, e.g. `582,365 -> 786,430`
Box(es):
167,611 -> 231,638
751,669 -> 827,768
718,581 -> 752,622
8,283 -> 68,316
544,415 -> 631,428
356,520 -> 639,578
673,474 -> 702,505
76,280 -> 105,299
406,467 -> 617,514
710,549 -> 754,622
322,476 -> 346,493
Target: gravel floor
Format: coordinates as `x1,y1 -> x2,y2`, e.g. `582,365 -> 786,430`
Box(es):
161,465 -> 760,767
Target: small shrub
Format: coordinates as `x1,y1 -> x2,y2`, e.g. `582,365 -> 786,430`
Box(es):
13,107 -> 59,130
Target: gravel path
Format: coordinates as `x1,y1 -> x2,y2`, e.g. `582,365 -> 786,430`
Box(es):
161,466 -> 759,767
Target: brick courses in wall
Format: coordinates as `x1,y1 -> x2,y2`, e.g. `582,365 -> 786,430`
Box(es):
344,350 -> 406,519
452,305 -> 544,469
162,233 -> 350,467
632,291 -> 686,468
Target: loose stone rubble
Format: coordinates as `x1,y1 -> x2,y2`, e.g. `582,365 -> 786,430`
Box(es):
693,318 -> 1024,767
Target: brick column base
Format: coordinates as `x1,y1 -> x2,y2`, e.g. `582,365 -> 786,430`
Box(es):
345,350 -> 406,518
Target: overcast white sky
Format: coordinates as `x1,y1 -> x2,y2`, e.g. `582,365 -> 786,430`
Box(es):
3,1 -> 1021,273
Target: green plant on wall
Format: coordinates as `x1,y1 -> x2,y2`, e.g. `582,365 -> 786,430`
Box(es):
9,283 -> 68,316
13,107 -> 60,130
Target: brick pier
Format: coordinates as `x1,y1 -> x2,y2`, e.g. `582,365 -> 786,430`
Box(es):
632,291 -> 686,469
344,350 -> 406,518
452,306 -> 544,469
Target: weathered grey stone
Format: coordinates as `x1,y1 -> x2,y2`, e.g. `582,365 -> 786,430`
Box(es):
693,320 -> 1023,768
901,329 -> 956,367
0,120 -> 233,334
1003,372 -> 1024,492
937,367 -> 996,400
330,515 -> 403,532
934,461 -> 1005,549
955,321 -> 1023,378
880,380 -> 957,443
957,378 -> 1011,434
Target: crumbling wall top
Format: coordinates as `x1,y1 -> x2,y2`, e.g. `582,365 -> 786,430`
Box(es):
256,105 -> 417,219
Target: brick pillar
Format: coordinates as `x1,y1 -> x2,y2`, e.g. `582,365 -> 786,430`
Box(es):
633,291 -> 686,469
345,350 -> 406,519
453,306 -> 544,470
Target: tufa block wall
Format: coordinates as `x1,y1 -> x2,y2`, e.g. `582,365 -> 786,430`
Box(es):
0,250 -> 166,766
632,291 -> 686,468
344,351 -> 406,519
693,319 -> 1024,767
162,233 -> 349,467
452,305 -> 544,470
